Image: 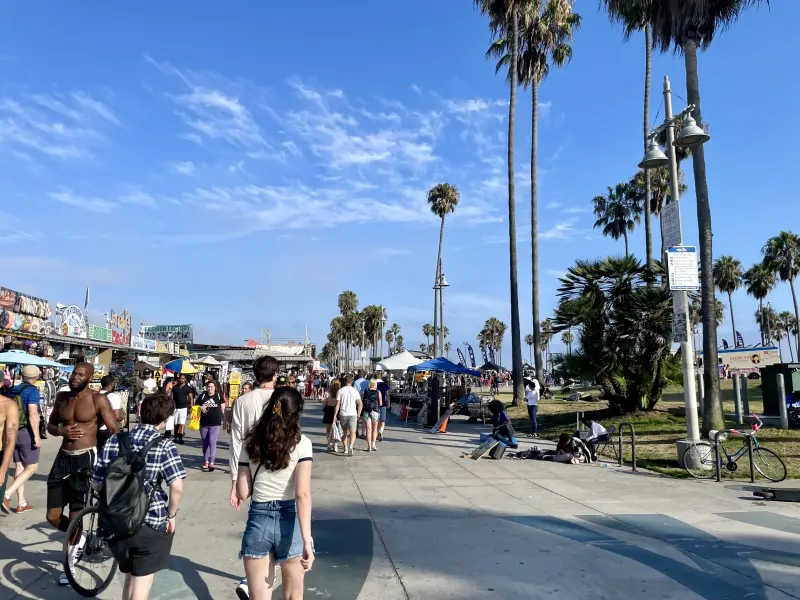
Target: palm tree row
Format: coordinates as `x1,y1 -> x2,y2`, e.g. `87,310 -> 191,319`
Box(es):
476,0 -> 581,398
478,316 -> 508,370
318,292 -> 400,372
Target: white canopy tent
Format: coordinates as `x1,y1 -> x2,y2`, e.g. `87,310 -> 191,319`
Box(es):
375,351 -> 423,372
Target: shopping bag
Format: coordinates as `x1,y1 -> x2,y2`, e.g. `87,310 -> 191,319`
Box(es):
188,406 -> 201,431
330,422 -> 342,443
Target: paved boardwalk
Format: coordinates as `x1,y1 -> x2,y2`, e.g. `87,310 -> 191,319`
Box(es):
2,402 -> 800,599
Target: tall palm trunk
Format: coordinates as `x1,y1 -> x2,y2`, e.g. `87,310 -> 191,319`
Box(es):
643,24 -> 653,278
436,216 -> 446,355
789,334 -> 795,362
728,291 -> 737,347
433,218 -> 444,358
791,278 -> 800,358
683,39 -> 723,435
623,231 -> 629,256
507,8 -> 525,406
531,81 -> 544,384
758,298 -> 764,346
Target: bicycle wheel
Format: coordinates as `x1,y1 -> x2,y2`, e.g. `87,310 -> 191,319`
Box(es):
682,442 -> 716,480
753,447 -> 787,483
63,505 -> 118,597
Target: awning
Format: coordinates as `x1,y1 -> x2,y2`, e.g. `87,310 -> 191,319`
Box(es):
408,357 -> 480,377
0,350 -> 66,368
376,351 -> 423,371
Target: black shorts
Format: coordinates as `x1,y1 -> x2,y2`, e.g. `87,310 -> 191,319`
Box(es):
47,449 -> 96,513
110,523 -> 174,576
323,406 -> 335,424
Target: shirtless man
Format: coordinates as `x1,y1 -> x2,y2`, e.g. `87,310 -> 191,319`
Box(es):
46,362 -> 118,585
0,393 -> 19,501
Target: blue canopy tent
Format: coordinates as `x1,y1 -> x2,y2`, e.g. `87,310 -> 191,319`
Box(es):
0,350 -> 65,368
409,357 -> 480,378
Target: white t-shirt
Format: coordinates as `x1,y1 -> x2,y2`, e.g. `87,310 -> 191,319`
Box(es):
246,434 -> 313,502
142,378 -> 157,393
526,381 -> 540,406
336,386 -> 361,416
99,391 -> 122,431
588,421 -> 607,440
230,388 -> 274,481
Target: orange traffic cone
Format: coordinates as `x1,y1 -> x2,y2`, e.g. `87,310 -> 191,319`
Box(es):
436,416 -> 449,433
400,404 -> 408,420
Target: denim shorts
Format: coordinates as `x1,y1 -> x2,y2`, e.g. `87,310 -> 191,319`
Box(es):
240,500 -> 304,562
362,411 -> 380,422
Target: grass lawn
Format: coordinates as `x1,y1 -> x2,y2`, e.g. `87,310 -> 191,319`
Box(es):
487,379 -> 800,480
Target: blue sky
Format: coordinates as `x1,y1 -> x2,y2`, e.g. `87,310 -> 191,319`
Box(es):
1,1 -> 797,358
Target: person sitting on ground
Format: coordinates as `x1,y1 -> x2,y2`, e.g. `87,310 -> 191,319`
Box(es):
542,433 -> 588,464
487,400 -> 517,449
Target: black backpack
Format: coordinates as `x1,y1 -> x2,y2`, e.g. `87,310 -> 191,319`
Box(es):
99,432 -> 164,539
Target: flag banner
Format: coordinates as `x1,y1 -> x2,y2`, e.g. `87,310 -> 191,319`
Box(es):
722,339 -> 729,349
468,345 -> 477,368
488,346 -> 496,363
736,331 -> 745,348
480,346 -> 488,364
456,348 -> 467,367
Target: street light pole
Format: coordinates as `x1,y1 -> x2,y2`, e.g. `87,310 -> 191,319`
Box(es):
663,76 -> 700,442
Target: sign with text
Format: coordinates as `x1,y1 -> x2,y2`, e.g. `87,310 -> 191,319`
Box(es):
141,324 -> 193,343
55,305 -> 88,338
661,201 -> 682,248
110,310 -> 132,345
667,246 -> 699,291
89,324 -> 112,343
131,335 -> 157,351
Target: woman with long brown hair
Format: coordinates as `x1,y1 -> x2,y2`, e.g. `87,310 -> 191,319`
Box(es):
322,379 -> 341,453
236,387 -> 314,599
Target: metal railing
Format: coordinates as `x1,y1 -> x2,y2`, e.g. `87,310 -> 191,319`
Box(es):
617,422 -> 637,472
713,429 -> 755,483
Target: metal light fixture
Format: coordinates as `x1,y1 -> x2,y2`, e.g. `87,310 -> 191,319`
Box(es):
673,113 -> 710,147
638,137 -> 669,169
439,274 -> 450,288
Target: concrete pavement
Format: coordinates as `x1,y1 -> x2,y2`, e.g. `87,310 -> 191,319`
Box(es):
2,401 -> 800,599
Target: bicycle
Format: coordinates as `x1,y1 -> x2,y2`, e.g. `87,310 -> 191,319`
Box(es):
62,468 -> 118,597
683,414 -> 787,482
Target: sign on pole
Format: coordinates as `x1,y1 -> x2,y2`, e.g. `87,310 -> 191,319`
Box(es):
662,201 -> 682,248
673,313 -> 689,343
667,246 -> 699,291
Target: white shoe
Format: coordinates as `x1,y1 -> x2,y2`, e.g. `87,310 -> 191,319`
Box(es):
348,447 -> 354,456
58,571 -> 70,586
333,444 -> 339,453
236,579 -> 249,600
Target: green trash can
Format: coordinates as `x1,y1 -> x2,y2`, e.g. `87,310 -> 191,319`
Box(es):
761,363 -> 800,416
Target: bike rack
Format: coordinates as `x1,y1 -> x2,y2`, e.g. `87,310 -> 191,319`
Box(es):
713,429 -> 755,483
617,422 -> 637,472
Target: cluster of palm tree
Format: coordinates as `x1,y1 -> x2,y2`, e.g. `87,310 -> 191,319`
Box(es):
421,323 -> 450,357
478,317 -> 508,367
713,231 -> 800,359
319,292 -> 402,372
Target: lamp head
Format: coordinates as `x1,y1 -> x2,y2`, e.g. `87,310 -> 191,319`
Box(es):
439,274 -> 450,288
673,113 -> 710,147
638,137 -> 669,169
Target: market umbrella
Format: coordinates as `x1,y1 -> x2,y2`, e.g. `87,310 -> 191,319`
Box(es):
163,358 -> 199,374
134,361 -> 156,371
0,350 -> 65,368
192,355 -> 221,366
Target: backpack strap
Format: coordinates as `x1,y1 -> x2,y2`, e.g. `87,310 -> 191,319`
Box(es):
137,434 -> 165,460
117,431 -> 132,457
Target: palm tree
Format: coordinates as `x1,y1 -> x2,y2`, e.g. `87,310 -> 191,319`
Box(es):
525,333 -> 534,365
389,323 -> 401,355
476,0 -> 525,404
743,263 -> 776,345
592,182 -> 641,255
422,323 -> 434,351
561,330 -> 573,355
487,0 -> 580,386
778,312 -> 796,362
755,304 -> 778,347
362,305 -> 384,358
444,342 -> 452,358
643,0 -> 767,434
763,231 -> 800,358
427,183 -> 460,358
384,330 -> 394,355
713,256 -> 743,348
541,318 -> 554,372
602,0 -> 654,272
395,335 -> 405,352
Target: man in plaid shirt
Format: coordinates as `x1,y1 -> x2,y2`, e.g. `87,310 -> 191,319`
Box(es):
91,392 -> 186,600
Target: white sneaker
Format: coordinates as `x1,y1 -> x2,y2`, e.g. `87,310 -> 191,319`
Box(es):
333,444 -> 339,453
348,447 -> 354,456
236,579 -> 249,600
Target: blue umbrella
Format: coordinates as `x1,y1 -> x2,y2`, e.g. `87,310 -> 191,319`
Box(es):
0,350 -> 65,368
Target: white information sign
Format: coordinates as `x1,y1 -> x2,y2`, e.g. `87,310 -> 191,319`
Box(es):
667,246 -> 699,291
662,201 -> 682,248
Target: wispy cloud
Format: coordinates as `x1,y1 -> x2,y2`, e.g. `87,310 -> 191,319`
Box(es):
541,218 -> 581,240
0,91 -> 117,160
563,206 -> 589,214
50,189 -> 117,213
443,98 -> 506,115
545,201 -> 562,210
170,160 -> 196,176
